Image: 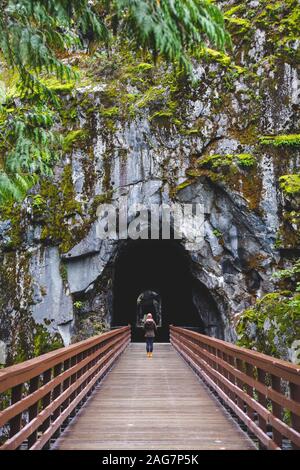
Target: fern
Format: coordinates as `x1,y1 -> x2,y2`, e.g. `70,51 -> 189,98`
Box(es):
0,171 -> 37,202
0,104 -> 62,204
113,0 -> 230,73
1,1 -> 228,92
0,0 -> 229,204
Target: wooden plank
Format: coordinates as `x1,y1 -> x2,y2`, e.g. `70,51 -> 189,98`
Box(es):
54,344 -> 255,451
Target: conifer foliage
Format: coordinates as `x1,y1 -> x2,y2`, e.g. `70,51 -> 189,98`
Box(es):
0,0 -> 229,203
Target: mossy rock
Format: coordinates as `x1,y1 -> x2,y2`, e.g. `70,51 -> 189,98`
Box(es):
100,106 -> 120,118
195,47 -> 232,67
63,129 -> 90,152
236,291 -> 300,363
260,134 -> 300,147
279,174 -> 300,195
196,153 -> 256,171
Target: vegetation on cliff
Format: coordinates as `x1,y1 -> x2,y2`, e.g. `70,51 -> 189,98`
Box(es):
0,0 -> 229,202
0,0 -> 299,365
237,261 -> 300,363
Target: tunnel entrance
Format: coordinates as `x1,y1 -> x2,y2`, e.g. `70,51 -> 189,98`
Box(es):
112,239 -> 224,341
112,240 -> 200,341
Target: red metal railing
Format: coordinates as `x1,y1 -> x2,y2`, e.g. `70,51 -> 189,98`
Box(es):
0,326 -> 131,450
170,326 -> 300,450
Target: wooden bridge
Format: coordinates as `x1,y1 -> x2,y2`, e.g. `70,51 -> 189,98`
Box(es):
0,326 -> 300,450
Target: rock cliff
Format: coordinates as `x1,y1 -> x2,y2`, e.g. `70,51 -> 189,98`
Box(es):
0,0 -> 299,365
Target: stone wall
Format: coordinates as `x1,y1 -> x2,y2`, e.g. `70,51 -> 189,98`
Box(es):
0,0 -> 299,364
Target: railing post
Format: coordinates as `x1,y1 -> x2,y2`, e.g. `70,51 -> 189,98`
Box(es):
271,375 -> 282,447
235,359 -> 245,412
216,349 -> 224,392
257,368 -> 267,448
61,358 -> 71,428
290,382 -> 300,450
227,354 -> 236,402
9,384 -> 23,442
40,368 -> 52,449
27,376 -> 39,448
69,355 -> 78,418
52,363 -> 62,438
245,363 -> 255,421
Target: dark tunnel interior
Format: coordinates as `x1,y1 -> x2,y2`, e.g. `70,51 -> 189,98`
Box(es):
112,239 -> 223,342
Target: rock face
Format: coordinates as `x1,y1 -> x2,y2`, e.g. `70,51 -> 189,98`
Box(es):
0,0 -> 299,364
30,247 -> 74,343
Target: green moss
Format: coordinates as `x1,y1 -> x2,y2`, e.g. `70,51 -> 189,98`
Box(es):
127,62 -> 154,73
41,77 -> 76,94
33,324 -> 64,357
72,311 -> 107,342
196,47 -> 232,67
224,4 -> 246,17
279,174 -> 300,194
170,179 -> 195,198
196,153 -> 256,171
236,291 -> 300,363
100,106 -> 119,118
149,110 -> 173,121
230,125 -> 259,145
93,192 -> 113,205
236,153 -> 256,167
176,180 -> 194,192
226,16 -> 251,34
39,164 -> 83,252
198,153 -> 234,170
136,62 -> 153,71
233,65 -> 248,75
59,262 -> 68,282
135,86 -> 166,108
185,151 -> 261,211
260,134 -> 300,147
212,229 -> 223,238
185,168 -> 220,182
63,129 -> 90,152
0,202 -> 24,249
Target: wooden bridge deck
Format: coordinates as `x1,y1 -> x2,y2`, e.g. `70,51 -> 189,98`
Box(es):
54,343 -> 256,450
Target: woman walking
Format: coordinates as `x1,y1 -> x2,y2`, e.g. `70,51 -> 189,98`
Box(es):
144,313 -> 157,357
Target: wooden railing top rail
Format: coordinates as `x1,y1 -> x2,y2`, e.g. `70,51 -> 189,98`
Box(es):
170,326 -> 300,385
170,326 -> 300,450
0,327 -> 129,394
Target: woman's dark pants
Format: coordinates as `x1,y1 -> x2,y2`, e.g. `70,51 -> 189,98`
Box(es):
146,337 -> 154,353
